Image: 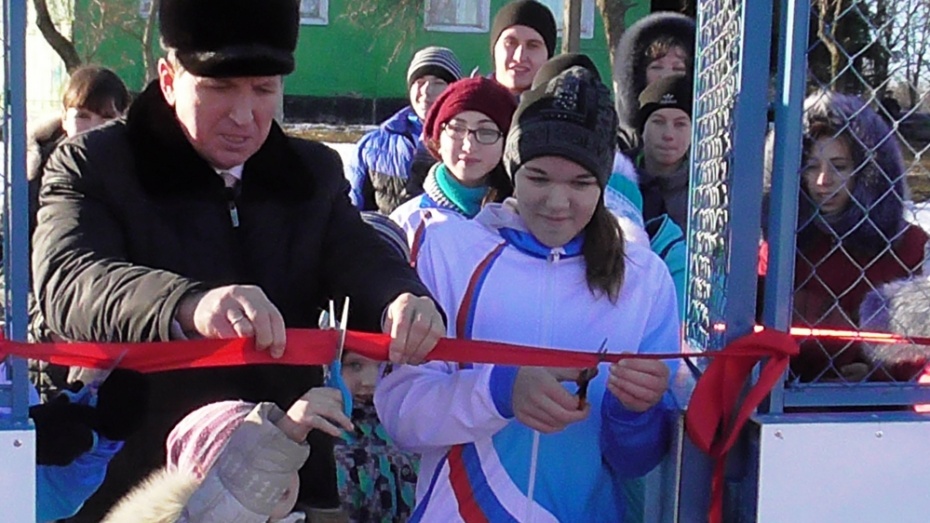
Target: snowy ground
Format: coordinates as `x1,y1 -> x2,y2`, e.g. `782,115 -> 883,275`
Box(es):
327,142 -> 358,166
905,201 -> 930,234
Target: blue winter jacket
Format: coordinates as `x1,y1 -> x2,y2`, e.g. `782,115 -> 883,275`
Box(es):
346,107 -> 434,214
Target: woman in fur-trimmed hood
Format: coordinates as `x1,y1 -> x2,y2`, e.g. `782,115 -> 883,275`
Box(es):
787,91 -> 928,381
613,12 -> 695,153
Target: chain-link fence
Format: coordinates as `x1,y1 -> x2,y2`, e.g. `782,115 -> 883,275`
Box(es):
686,0 -> 739,352
685,0 -> 769,356
685,0 -> 930,406
784,0 -> 930,394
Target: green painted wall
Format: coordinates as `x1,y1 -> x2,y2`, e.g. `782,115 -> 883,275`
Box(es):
73,0 -> 650,99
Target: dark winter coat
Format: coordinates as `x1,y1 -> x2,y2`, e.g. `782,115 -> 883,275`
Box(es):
25,116 -> 69,400
346,106 -> 434,214
636,151 -> 690,231
613,12 -> 696,154
33,82 -> 433,520
27,116 -> 66,237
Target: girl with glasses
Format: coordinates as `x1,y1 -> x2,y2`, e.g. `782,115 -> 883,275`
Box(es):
390,77 -> 517,257
377,64 -> 679,522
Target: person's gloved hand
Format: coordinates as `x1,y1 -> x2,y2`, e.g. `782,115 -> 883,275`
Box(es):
95,368 -> 150,441
29,396 -> 96,466
29,368 -> 149,466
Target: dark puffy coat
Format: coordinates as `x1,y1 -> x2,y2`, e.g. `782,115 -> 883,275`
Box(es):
25,116 -> 69,400
27,116 -> 66,237
34,82 -> 433,520
614,12 -> 695,153
346,106 -> 434,214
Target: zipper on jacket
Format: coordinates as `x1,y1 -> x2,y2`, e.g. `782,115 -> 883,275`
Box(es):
225,187 -> 240,228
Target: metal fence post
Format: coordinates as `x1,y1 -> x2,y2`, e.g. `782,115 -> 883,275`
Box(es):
2,0 -> 31,429
0,1 -> 37,521
761,0 -> 810,415
679,0 -> 774,519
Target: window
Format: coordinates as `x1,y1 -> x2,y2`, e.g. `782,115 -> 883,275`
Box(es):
538,0 -> 596,40
300,0 -> 329,26
139,0 -> 152,18
425,0 -> 490,33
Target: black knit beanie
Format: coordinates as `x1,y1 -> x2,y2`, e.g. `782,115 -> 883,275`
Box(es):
637,74 -> 693,132
531,52 -> 601,90
504,66 -> 618,186
490,0 -> 558,58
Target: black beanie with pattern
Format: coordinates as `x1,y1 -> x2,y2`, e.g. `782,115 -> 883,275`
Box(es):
636,74 -> 693,132
490,0 -> 558,58
504,65 -> 618,186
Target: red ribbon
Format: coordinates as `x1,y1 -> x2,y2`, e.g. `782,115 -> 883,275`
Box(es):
0,328 -> 715,372
0,325 -> 851,523
685,330 -> 800,523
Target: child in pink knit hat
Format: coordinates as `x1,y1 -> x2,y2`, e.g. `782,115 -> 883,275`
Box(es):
102,388 -> 353,523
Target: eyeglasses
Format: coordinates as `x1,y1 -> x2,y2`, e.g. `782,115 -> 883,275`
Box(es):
442,122 -> 503,145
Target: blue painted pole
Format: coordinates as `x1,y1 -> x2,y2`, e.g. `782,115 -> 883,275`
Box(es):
678,0 -> 774,520
727,0 -> 774,342
762,0 -> 810,414
4,0 -> 32,428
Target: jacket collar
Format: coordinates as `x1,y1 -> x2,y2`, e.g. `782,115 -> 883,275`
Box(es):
126,81 -> 314,201
637,152 -> 689,193
382,106 -> 422,137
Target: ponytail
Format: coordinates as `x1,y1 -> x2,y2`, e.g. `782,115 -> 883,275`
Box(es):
582,200 -> 625,302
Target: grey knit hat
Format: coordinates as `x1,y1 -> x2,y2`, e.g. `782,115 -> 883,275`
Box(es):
406,46 -> 463,88
504,65 -> 618,186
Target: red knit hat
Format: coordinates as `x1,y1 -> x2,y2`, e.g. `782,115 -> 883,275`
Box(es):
422,77 -> 518,158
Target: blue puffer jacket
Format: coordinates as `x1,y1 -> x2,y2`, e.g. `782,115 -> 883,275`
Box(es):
346,106 -> 435,214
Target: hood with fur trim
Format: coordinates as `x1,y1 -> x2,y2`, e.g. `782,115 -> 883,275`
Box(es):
795,92 -> 908,256
613,12 -> 696,137
102,468 -> 200,523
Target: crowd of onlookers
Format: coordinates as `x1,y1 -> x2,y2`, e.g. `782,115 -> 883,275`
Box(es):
4,0 -> 929,522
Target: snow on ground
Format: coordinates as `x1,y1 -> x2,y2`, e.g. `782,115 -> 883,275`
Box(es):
905,200 -> 930,235
327,142 -> 358,166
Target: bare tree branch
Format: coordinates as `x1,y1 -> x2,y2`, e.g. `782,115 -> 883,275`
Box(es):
141,0 -> 161,83
33,0 -> 82,72
597,0 -> 631,70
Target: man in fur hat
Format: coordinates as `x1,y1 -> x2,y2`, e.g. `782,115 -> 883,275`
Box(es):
33,1 -> 445,521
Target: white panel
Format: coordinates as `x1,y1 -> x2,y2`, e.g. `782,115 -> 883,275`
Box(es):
0,430 -> 35,522
758,420 -> 930,523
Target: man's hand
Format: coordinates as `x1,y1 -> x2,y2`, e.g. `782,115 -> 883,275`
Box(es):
382,293 -> 445,365
275,387 -> 354,442
606,358 -> 670,412
513,367 -> 590,433
176,285 -> 287,358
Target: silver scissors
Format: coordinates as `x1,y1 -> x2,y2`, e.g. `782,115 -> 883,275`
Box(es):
321,297 -> 353,418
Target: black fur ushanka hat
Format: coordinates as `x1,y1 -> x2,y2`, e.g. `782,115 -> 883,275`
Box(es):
160,0 -> 300,77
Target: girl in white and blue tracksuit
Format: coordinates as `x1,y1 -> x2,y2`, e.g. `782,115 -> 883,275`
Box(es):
376,63 -> 679,523
390,77 -> 517,256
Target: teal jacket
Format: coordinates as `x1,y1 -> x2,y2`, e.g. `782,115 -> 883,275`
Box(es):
606,157 -> 687,317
